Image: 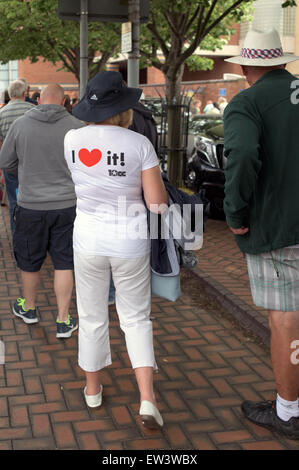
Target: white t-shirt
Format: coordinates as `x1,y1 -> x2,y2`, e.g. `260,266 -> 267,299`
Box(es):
64,125 -> 159,258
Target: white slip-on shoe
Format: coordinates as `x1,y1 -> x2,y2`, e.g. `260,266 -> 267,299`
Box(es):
84,384 -> 103,408
139,400 -> 163,429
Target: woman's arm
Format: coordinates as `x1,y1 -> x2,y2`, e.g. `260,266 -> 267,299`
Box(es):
142,165 -> 168,213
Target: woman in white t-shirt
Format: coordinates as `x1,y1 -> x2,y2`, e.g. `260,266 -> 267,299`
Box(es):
64,71 -> 168,429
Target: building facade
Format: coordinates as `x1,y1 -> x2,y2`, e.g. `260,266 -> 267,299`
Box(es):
1,0 -> 298,105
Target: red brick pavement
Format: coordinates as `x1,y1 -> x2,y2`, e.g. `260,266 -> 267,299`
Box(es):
193,219 -> 270,345
0,205 -> 298,451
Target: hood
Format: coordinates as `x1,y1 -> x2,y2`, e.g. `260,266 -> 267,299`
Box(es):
206,123 -> 224,140
25,104 -> 69,123
132,101 -> 153,120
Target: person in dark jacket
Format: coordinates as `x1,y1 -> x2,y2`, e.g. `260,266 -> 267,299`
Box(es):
223,28 -> 299,439
149,173 -> 209,278
4,90 -> 10,105
130,101 -> 158,152
18,78 -> 38,105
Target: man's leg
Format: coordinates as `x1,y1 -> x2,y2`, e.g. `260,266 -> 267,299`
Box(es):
269,309 -> 299,400
243,250 -> 299,438
12,270 -> 40,324
54,269 -> 73,322
48,206 -> 77,338
12,206 -> 48,324
241,308 -> 299,438
21,270 -> 40,309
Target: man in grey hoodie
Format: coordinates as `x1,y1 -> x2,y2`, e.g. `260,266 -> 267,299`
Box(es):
0,84 -> 84,338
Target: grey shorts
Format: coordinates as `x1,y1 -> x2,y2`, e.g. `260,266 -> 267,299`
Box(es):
246,244 -> 299,311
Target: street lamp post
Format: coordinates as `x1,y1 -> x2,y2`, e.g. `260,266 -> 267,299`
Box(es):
80,0 -> 88,98
58,0 -> 149,95
127,0 -> 140,88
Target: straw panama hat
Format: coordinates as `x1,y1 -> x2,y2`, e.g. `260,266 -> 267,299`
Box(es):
225,28 -> 299,66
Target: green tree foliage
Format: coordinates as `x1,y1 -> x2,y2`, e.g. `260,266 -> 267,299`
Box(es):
139,0 -> 255,186
139,0 -> 295,186
282,0 -> 297,6
140,0 -> 256,101
140,0 -> 296,101
0,0 -> 121,80
0,0 -> 295,186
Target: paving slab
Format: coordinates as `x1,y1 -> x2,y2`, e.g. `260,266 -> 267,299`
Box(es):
0,205 -> 297,451
193,218 -> 270,345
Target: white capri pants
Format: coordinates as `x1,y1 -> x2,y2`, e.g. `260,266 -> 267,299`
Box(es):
74,251 -> 157,372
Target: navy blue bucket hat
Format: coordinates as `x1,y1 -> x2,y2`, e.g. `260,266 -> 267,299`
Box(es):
72,71 -> 142,123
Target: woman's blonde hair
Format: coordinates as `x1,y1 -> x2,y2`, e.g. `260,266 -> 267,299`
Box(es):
96,108 -> 133,128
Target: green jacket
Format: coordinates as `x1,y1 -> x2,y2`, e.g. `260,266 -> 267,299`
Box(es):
223,69 -> 299,254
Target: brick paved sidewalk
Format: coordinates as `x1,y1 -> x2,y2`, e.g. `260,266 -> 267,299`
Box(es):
0,205 -> 298,451
193,219 -> 270,345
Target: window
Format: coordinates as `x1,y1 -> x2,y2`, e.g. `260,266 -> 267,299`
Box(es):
0,60 -> 18,92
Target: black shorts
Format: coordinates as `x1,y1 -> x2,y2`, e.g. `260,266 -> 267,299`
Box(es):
13,205 -> 76,272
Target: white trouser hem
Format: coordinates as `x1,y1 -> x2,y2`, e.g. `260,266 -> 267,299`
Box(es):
78,358 -> 112,373
133,361 -> 158,371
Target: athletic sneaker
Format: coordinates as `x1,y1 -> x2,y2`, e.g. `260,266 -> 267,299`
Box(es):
56,314 -> 78,338
242,400 -> 299,440
12,298 -> 38,324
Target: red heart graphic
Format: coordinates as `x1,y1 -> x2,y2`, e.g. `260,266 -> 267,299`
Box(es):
78,148 -> 102,167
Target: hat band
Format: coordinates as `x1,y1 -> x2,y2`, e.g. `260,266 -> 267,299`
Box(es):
241,47 -> 283,60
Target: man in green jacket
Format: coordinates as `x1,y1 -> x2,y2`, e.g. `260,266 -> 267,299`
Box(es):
224,29 -> 299,439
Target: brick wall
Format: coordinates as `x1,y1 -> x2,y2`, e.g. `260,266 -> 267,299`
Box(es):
145,60 -> 242,87
141,76 -> 248,107
147,67 -> 164,85
199,78 -> 248,107
18,58 -> 79,97
17,50 -> 245,105
15,21 -> 242,102
142,55 -> 246,105
183,58 -> 242,82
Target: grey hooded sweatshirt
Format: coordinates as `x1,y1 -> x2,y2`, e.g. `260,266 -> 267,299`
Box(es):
0,104 -> 85,210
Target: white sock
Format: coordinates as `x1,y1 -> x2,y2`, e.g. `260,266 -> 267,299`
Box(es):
276,393 -> 299,421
